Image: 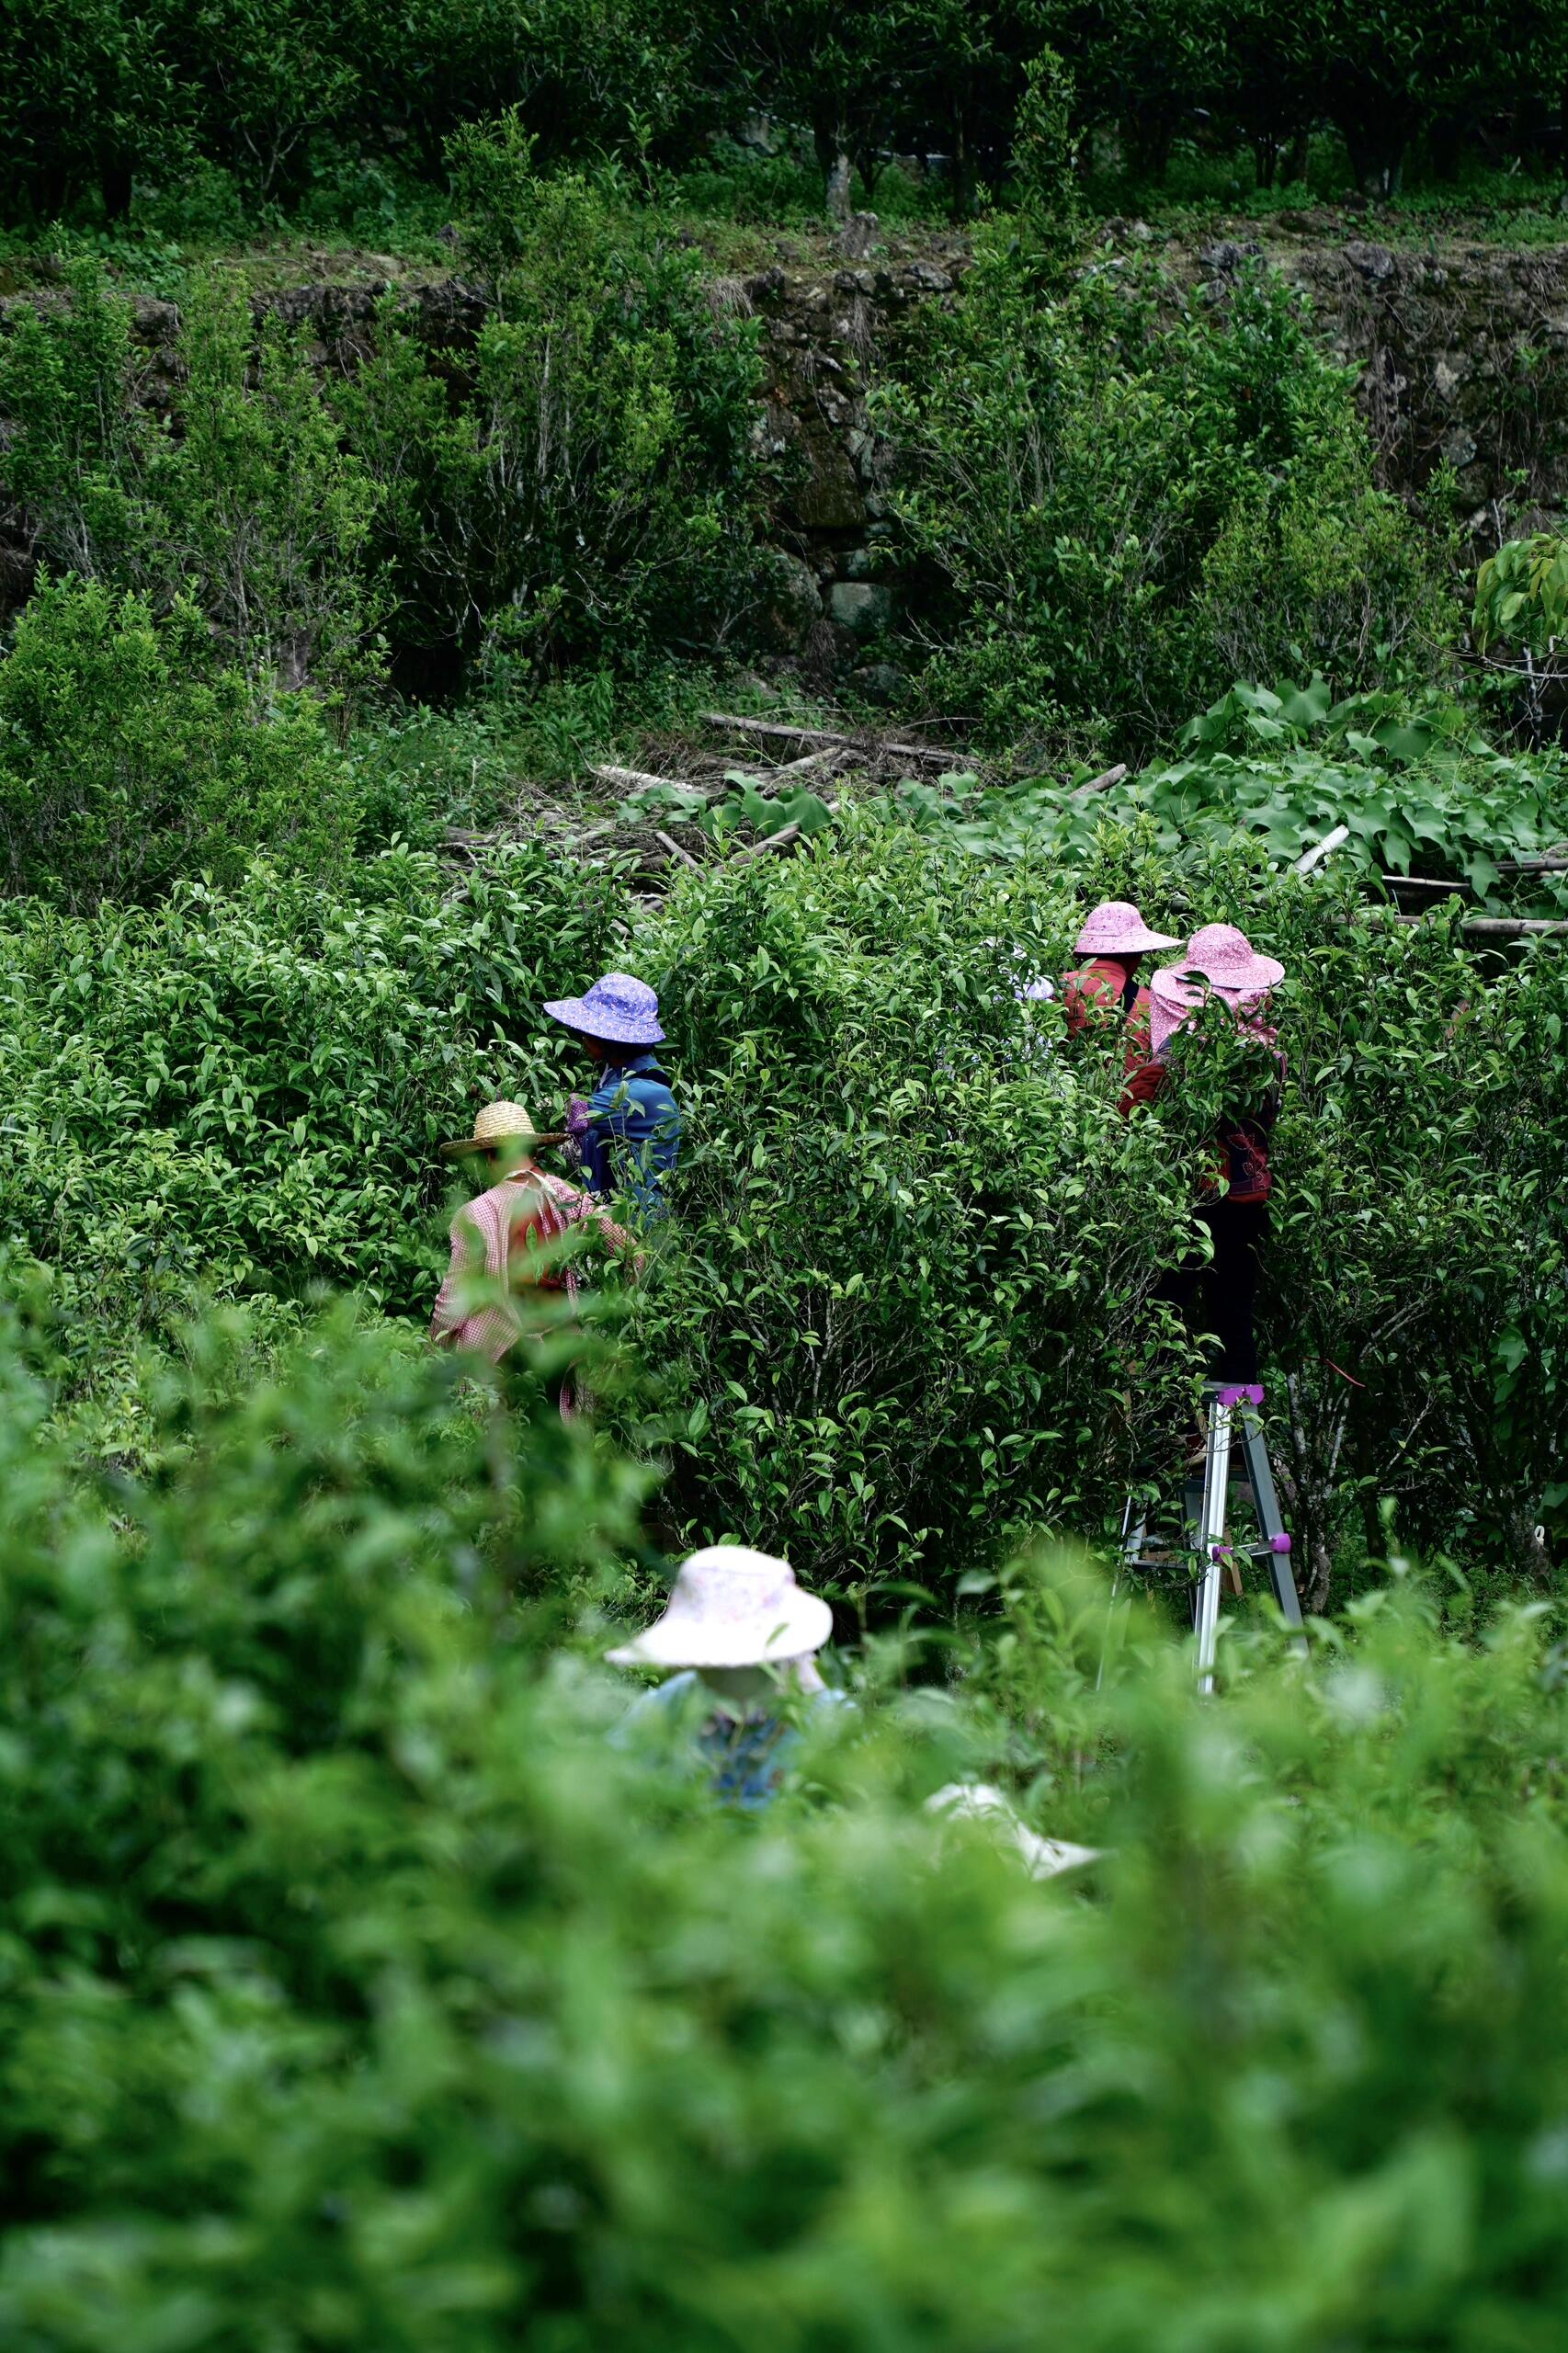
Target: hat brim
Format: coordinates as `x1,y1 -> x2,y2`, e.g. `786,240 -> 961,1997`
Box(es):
1074,926 -> 1180,955
1150,968 -> 1209,1009
1209,956 -> 1284,995
543,995 -> 665,1048
439,1131 -> 567,1162
606,1589 -> 834,1671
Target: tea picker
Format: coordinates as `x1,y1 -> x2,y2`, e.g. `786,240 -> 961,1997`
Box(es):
1061,900 -> 1180,1062
542,972 -> 682,1217
1114,924 -> 1304,1687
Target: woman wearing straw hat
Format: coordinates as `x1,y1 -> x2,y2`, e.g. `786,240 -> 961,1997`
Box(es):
1061,901 -> 1180,1063
542,972 -> 682,1219
1123,925 -> 1287,1388
429,1100 -> 635,1395
608,1545 -> 849,1809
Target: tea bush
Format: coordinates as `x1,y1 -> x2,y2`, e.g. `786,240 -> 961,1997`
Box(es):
2,1296 -> 1568,2349
337,127 -> 770,686
0,845 -> 628,1392
604,810 -> 1568,1596
0,574 -> 360,906
876,246 -> 1444,759
0,181 -> 769,699
0,262 -> 383,713
6,801 -> 1562,1593
613,812 -> 1188,1593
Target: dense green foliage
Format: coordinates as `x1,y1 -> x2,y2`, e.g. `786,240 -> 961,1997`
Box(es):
6,0 -> 1568,231
0,154 -> 768,699
0,261 -> 382,711
936,680 -> 1568,915
0,846 -> 624,1408
1043,0 -> 1568,198
343,123 -> 769,687
878,249 -> 1441,756
3,1290 -> 1568,2347
2,11 -> 1568,2325
0,575 -> 360,905
11,798 -> 1558,1593
613,817 -> 1568,1595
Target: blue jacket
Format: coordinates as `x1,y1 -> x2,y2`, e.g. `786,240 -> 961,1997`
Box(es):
619,1673 -> 852,1808
578,1051 -> 682,1216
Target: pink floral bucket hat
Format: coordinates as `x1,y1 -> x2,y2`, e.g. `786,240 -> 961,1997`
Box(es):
1074,900 -> 1179,957
605,1545 -> 834,1671
1184,923 -> 1285,1000
1149,964 -> 1210,1055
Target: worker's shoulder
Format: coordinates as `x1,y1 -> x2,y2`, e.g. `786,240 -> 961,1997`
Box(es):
589,1065 -> 680,1116
454,1176 -> 527,1226
1062,957 -> 1120,998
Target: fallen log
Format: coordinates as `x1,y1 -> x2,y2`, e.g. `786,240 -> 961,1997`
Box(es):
726,797 -> 842,868
1068,761 -> 1129,802
590,762 -> 707,798
699,710 -> 968,770
1454,916 -> 1568,938
731,819 -> 801,862
654,828 -> 702,872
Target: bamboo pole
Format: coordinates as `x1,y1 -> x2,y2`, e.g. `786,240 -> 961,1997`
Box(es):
1350,910 -> 1568,938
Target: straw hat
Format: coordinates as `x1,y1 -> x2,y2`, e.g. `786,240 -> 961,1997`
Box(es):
1074,900 -> 1179,957
439,1100 -> 566,1163
1184,922 -> 1285,997
605,1544 -> 834,1670
1149,964 -> 1210,1055
543,972 -> 665,1049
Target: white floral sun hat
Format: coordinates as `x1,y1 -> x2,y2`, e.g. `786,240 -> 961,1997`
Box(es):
606,1544 -> 834,1670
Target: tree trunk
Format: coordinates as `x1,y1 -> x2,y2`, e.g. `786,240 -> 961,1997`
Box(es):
812,119 -> 853,221
1426,113 -> 1465,183
1510,1506 -> 1552,1586
1126,108 -> 1176,183
1342,114 -> 1406,201
99,153 -> 133,221
1285,128 -> 1310,185
949,111 -> 974,221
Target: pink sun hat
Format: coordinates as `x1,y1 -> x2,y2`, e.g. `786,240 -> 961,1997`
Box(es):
1149,964 -> 1210,1054
1184,922 -> 1285,998
1074,900 -> 1180,957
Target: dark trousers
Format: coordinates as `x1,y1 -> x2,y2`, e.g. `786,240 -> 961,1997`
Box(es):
1154,1200 -> 1269,1383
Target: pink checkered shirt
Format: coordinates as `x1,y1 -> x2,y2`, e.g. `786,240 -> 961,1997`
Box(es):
429,1163 -> 631,1363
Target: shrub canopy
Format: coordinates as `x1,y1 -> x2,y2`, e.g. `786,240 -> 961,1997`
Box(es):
2,1290 -> 1567,2350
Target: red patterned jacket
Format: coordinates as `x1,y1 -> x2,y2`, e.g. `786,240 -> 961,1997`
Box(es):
1061,955 -> 1153,1065
1121,1030 -> 1285,1206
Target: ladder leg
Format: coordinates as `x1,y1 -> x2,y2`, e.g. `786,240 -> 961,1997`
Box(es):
1194,1401 -> 1233,1695
1097,1502 -> 1138,1691
1238,1412 -> 1305,1635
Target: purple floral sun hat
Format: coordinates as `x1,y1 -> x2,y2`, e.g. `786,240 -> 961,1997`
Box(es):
543,971 -> 665,1048
1184,923 -> 1284,999
1074,900 -> 1180,957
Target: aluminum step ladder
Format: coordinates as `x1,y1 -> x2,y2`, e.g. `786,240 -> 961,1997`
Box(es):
1118,1381 -> 1305,1692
